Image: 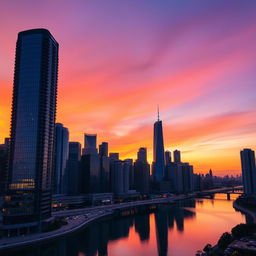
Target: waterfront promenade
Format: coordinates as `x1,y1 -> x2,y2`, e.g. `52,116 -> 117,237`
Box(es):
0,186 -> 242,251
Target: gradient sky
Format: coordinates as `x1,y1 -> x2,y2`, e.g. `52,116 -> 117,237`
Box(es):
1,0 -> 256,175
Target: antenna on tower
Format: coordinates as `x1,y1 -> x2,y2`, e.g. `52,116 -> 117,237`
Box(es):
157,104 -> 160,121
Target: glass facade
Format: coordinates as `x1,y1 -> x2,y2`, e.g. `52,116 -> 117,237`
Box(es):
4,29 -> 59,231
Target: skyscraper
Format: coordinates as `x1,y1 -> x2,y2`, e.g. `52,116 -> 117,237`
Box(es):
165,151 -> 171,165
152,110 -> 165,182
66,142 -> 81,195
240,149 -> 256,195
99,142 -> 108,157
134,148 -> 150,194
174,150 -> 181,163
137,147 -> 147,163
4,29 -> 58,234
83,134 -> 97,155
53,123 -> 69,194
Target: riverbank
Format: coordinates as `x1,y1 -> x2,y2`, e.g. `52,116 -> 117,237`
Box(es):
198,196 -> 256,256
0,195 -> 187,251
0,187 -> 242,252
233,200 -> 256,223
0,210 -> 113,251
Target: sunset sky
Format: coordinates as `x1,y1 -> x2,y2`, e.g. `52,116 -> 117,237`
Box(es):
1,0 -> 256,175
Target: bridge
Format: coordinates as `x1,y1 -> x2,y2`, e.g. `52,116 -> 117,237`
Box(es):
195,186 -> 243,200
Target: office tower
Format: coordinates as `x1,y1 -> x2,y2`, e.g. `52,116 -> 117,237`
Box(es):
124,159 -> 134,189
0,139 -> 9,193
152,111 -> 165,182
109,160 -> 129,195
137,147 -> 147,163
240,149 -> 256,195
99,142 -> 108,157
80,154 -> 101,193
134,148 -> 150,194
165,162 -> 182,193
174,150 -> 181,163
193,174 -> 202,191
66,142 -> 81,195
181,163 -> 194,193
165,150 -> 171,165
99,143 -> 110,193
83,134 -> 97,155
4,29 -> 58,233
123,161 -> 130,193
53,123 -> 69,194
109,153 -> 119,160
111,160 -> 124,195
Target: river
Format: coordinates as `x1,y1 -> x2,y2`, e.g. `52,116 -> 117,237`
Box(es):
4,194 -> 247,256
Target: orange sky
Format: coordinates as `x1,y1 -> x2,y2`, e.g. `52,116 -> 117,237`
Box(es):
1,1 -> 256,175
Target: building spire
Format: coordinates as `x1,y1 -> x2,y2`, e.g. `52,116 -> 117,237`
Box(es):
157,104 -> 160,121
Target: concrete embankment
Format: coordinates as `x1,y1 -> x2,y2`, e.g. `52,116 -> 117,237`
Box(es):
0,210 -> 114,251
0,196 -> 184,251
233,200 -> 256,223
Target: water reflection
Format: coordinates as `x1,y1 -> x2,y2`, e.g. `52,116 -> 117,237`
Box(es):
4,197 -> 246,256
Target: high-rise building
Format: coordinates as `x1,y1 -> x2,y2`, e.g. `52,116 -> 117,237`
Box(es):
134,148 -> 150,194
110,160 -> 129,195
165,151 -> 171,165
99,142 -> 108,157
0,139 -> 9,194
4,29 -> 58,234
124,159 -> 133,190
83,134 -> 97,155
53,123 -> 69,194
181,163 -> 194,193
152,112 -> 165,182
80,154 -> 101,193
174,150 -> 181,163
109,153 -> 119,160
100,154 -> 110,193
137,147 -> 147,163
66,142 -> 81,195
240,149 -> 256,195
165,162 -> 183,193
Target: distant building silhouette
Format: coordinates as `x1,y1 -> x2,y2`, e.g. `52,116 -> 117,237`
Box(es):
165,150 -> 171,165
53,123 -> 69,194
99,142 -> 108,157
173,150 -> 181,163
138,147 -> 147,163
66,142 -> 81,195
124,159 -> 134,189
83,134 -> 97,155
0,139 -> 9,194
109,153 -> 119,160
152,110 -> 165,182
109,159 -> 130,195
134,148 -> 150,194
4,29 -> 59,234
240,149 -> 256,195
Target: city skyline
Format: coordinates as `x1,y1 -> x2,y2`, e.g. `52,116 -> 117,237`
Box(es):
1,1 -> 256,175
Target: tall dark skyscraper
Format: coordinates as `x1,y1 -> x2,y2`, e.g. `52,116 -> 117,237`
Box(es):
4,29 -> 58,234
137,147 -> 147,163
134,148 -> 150,194
83,133 -> 97,155
53,123 -> 69,194
152,110 -> 165,182
66,142 -> 81,195
99,142 -> 108,157
174,150 -> 181,163
240,149 -> 256,195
